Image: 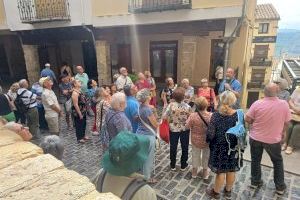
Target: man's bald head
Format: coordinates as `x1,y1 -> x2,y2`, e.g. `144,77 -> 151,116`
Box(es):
264,83 -> 279,97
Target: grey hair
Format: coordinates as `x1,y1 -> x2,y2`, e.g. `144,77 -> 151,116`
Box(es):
19,79 -> 28,88
3,121 -> 16,131
40,135 -> 64,160
277,78 -> 289,90
123,84 -> 132,96
264,83 -> 278,97
110,92 -> 126,110
136,89 -> 151,103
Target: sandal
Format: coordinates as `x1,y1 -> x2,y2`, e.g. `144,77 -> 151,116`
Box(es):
147,178 -> 158,184
78,139 -> 86,144
285,146 -> 293,155
84,136 -> 91,140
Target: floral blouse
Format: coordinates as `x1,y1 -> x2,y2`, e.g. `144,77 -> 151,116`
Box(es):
164,102 -> 192,132
96,99 -> 111,132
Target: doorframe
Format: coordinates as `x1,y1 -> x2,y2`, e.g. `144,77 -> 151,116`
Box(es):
149,40 -> 178,83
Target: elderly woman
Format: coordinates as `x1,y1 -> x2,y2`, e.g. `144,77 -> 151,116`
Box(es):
206,91 -> 243,199
136,89 -> 158,183
136,72 -> 151,91
94,87 -> 111,136
145,71 -> 157,106
163,87 -> 191,171
40,135 -> 64,160
105,92 -> 132,141
282,87 -> 300,154
181,78 -> 195,106
198,78 -> 217,112
71,79 -> 89,143
276,78 -> 290,101
186,97 -> 212,179
161,77 -> 177,108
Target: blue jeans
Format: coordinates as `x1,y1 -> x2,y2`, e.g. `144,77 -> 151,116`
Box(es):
143,135 -> 156,180
250,138 -> 286,190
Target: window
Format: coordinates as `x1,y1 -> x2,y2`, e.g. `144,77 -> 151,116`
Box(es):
258,23 -> 269,34
251,69 -> 265,82
254,45 -> 269,60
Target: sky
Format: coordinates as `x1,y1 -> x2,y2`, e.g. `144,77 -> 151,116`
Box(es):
257,0 -> 300,30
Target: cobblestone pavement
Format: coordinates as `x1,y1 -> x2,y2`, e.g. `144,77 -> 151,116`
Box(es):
36,115 -> 300,200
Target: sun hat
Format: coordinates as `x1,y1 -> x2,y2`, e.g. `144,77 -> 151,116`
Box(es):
102,131 -> 150,176
39,76 -> 51,86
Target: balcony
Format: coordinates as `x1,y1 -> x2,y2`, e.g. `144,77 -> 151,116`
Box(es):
17,0 -> 70,23
250,59 -> 272,67
247,81 -> 264,89
129,0 -> 192,13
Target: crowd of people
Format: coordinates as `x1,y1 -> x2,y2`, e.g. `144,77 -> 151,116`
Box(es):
0,63 -> 299,199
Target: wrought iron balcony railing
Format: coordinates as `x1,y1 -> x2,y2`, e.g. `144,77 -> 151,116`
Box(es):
129,0 -> 192,13
17,0 -> 70,23
250,59 -> 272,67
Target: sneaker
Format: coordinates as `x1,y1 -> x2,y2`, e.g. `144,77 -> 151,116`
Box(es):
171,167 -> 176,171
285,146 -> 293,155
250,181 -> 263,189
276,189 -> 285,195
223,188 -> 232,199
206,188 -> 220,199
180,165 -> 189,172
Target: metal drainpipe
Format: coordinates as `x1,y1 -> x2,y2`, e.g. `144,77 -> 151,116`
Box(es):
223,0 -> 248,78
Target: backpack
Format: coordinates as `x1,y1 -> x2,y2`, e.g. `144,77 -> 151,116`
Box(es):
99,110 -> 118,150
94,170 -> 147,200
225,109 -> 247,168
14,90 -> 31,113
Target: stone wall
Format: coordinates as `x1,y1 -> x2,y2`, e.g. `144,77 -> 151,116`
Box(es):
96,40 -> 111,85
22,45 -> 40,85
0,127 -> 120,200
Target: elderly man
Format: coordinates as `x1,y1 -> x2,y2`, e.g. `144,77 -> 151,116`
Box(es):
245,83 -> 291,195
40,135 -> 64,160
124,84 -> 139,133
17,79 -> 39,139
3,121 -> 32,141
40,63 -> 57,84
218,67 -> 242,108
115,67 -> 133,91
181,78 -> 194,106
40,77 -> 61,135
75,65 -> 89,94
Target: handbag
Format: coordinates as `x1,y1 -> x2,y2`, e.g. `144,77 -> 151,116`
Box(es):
290,109 -> 300,122
159,119 -> 170,144
65,98 -> 73,113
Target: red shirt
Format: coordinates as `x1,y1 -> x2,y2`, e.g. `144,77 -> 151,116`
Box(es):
197,87 -> 216,105
136,80 -> 151,90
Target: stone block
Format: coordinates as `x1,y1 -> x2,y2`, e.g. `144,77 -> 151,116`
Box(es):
0,141 -> 43,170
80,191 -> 120,200
0,128 -> 22,148
0,154 -> 64,198
95,40 -> 111,85
22,45 -> 40,85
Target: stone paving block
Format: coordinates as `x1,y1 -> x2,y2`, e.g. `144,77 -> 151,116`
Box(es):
292,187 -> 300,198
182,185 -> 195,197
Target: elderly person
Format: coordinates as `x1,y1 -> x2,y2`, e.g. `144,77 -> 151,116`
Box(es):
40,77 -> 61,135
218,68 -> 242,109
136,72 -> 151,91
144,71 -> 157,106
136,89 -> 158,183
3,121 -> 32,141
246,83 -> 290,195
124,84 -> 139,133
71,79 -> 89,143
60,62 -> 73,77
163,87 -> 191,171
198,78 -> 217,112
7,82 -> 25,123
282,87 -> 300,155
95,87 -> 111,136
214,66 -> 223,95
40,135 -> 64,160
161,77 -> 177,108
41,63 -> 57,84
17,79 -> 39,139
115,67 -> 133,91
106,92 -> 132,141
93,131 -> 157,200
75,65 -> 89,94
186,97 -> 212,179
58,74 -> 72,129
275,78 -> 290,101
206,91 -> 244,199
181,78 -> 194,106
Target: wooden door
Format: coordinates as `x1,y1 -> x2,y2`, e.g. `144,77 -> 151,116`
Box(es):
247,91 -> 259,108
118,44 -> 132,72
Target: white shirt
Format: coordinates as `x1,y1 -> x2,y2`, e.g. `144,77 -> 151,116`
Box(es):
17,88 -> 37,108
42,88 -> 60,118
115,75 -> 133,91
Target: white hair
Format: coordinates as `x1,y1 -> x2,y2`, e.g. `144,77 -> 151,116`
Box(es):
110,92 -> 126,111
136,89 -> 151,103
40,135 -> 64,160
3,121 -> 16,131
19,79 -> 28,88
182,78 -> 189,84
